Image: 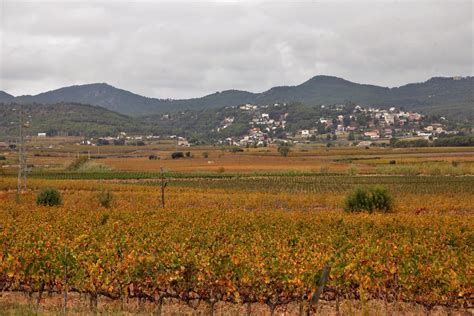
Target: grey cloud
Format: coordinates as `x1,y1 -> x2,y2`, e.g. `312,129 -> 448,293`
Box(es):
0,0 -> 472,98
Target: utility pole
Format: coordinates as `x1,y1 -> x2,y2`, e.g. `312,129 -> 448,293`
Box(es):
15,104 -> 30,193
160,167 -> 168,208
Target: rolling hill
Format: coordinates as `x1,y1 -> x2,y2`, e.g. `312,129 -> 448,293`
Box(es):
1,75 -> 472,120
0,102 -> 148,138
0,91 -> 15,103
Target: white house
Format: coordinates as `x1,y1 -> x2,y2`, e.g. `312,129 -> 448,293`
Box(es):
364,131 -> 380,139
301,130 -> 311,137
178,139 -> 190,147
357,141 -> 373,147
384,114 -> 395,125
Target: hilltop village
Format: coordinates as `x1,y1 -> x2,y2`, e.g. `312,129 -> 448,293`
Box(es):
78,103 -> 460,148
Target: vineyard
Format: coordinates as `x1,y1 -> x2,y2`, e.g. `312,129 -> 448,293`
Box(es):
0,173 -> 473,314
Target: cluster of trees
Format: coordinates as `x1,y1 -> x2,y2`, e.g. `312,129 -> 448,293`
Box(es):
390,138 -> 430,148
433,135 -> 474,147
389,135 -> 474,148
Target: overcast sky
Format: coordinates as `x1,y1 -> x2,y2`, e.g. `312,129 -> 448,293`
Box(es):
0,0 -> 473,98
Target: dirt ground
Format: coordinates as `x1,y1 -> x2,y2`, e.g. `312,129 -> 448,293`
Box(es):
0,291 -> 472,315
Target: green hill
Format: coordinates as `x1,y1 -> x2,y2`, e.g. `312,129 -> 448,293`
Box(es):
0,102 -> 147,137
2,75 -> 472,120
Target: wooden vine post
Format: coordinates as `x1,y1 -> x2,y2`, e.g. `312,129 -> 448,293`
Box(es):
63,244 -> 68,313
160,167 -> 168,208
308,264 -> 331,315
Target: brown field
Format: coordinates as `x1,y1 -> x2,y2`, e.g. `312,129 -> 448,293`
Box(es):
1,136 -> 473,315
2,137 -> 474,174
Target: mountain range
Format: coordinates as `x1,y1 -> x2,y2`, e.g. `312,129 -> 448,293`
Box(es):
1,75 -> 472,120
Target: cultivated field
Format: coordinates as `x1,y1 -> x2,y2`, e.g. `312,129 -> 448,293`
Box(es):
0,138 -> 473,315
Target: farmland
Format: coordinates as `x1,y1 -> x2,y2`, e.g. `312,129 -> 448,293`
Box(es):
0,139 -> 473,314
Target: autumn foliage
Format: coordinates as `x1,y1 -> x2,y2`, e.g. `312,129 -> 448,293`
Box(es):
0,176 -> 472,309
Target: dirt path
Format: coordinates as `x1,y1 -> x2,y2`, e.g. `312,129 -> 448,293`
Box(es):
0,291 -> 472,315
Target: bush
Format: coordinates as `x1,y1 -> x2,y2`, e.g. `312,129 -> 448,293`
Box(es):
389,160 -> 396,165
229,147 -> 244,153
67,156 -> 88,171
392,139 -> 429,148
370,187 -> 393,212
36,187 -> 62,206
148,154 -> 159,160
113,139 -> 125,146
433,135 -> 474,147
344,186 -> 393,213
202,152 -> 209,158
171,152 -> 184,159
97,139 -> 110,146
98,190 -> 114,208
0,155 -> 6,161
278,144 -> 291,157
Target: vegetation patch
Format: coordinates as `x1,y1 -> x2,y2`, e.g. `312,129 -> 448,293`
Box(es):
344,186 -> 393,213
98,190 -> 114,208
36,187 -> 62,206
76,161 -> 113,173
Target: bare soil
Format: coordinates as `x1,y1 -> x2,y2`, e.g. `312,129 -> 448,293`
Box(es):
0,291 -> 472,315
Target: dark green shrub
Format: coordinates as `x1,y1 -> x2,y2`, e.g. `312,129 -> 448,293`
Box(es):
97,139 -> 110,146
344,187 -> 372,213
98,190 -> 114,208
148,154 -> 158,160
389,160 -> 396,165
171,152 -> 184,159
36,187 -> 62,206
370,187 -> 393,212
113,139 -> 125,146
278,144 -> 291,156
202,152 -> 209,158
344,186 -> 393,213
0,155 -> 6,161
229,147 -> 244,153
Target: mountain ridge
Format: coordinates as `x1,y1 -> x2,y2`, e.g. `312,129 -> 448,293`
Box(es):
1,75 -> 472,119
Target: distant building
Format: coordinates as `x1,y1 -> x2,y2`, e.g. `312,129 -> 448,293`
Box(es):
37,133 -> 47,137
357,141 -> 373,147
384,114 -> 395,125
178,140 -> 190,147
301,130 -> 310,137
364,131 -> 380,139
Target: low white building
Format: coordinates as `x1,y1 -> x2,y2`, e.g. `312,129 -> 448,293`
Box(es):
301,130 -> 311,137
357,141 -> 373,147
178,139 -> 190,147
